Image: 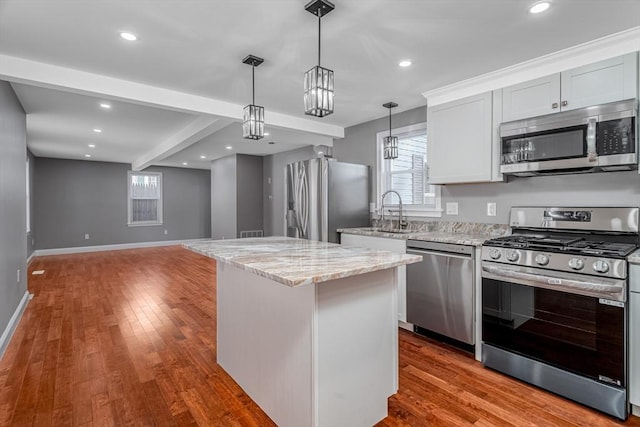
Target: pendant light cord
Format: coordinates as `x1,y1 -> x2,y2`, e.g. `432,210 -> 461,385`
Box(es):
252,64 -> 255,105
389,108 -> 392,138
317,12 -> 322,66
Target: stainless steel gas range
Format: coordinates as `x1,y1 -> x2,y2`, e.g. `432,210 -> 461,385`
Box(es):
481,207 -> 639,420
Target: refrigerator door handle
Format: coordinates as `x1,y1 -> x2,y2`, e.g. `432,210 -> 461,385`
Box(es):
301,170 -> 309,236
296,167 -> 306,238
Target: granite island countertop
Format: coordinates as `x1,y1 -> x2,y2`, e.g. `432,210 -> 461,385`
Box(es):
184,236 -> 421,287
338,221 -> 510,247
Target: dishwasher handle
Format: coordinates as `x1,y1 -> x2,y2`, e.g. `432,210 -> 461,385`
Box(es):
407,247 -> 473,260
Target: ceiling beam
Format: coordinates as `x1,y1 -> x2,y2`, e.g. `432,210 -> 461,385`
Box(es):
0,54 -> 345,138
132,116 -> 232,171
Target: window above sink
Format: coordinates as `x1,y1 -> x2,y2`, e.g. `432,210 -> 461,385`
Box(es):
376,122 -> 442,218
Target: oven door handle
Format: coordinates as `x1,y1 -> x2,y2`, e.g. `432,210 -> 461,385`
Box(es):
482,264 -> 626,302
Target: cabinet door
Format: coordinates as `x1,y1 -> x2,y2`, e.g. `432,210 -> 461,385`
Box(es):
631,292 -> 640,406
502,74 -> 561,122
427,92 -> 494,184
561,53 -> 638,111
340,234 -> 407,322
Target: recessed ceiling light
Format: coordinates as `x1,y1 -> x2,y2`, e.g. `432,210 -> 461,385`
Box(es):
99,103 -> 111,109
85,154 -> 91,158
93,128 -> 102,133
88,144 -> 96,148
226,146 -> 233,150
182,162 -> 188,166
120,32 -> 138,41
399,60 -> 412,67
200,155 -> 206,159
529,1 -> 550,14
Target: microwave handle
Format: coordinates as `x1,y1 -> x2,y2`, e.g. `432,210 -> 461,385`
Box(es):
587,117 -> 597,162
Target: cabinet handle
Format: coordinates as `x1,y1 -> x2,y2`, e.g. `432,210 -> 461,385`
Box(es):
552,102 -> 559,109
561,100 -> 568,107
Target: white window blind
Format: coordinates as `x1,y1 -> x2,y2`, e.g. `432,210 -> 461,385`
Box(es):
128,172 -> 163,225
377,123 -> 441,216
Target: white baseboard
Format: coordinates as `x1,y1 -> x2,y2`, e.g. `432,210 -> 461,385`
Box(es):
0,290 -> 31,360
632,404 -> 640,418
33,238 -> 210,257
399,320 -> 413,331
26,252 -> 35,265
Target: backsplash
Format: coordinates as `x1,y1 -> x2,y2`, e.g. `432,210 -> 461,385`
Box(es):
371,219 -> 510,237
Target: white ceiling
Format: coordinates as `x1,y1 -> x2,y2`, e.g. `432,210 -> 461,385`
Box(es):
1,0 -> 639,168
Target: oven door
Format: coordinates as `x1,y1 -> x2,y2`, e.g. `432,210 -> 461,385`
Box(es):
482,264 -> 626,387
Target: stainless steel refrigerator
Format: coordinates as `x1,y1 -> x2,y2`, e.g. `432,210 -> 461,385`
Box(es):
286,158 -> 370,243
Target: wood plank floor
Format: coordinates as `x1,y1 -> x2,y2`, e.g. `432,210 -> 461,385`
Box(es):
1,246 -> 639,426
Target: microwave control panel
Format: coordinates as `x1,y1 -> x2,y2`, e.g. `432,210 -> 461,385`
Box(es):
597,117 -> 635,155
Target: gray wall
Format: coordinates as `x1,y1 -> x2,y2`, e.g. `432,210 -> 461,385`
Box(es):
211,154 -> 264,239
237,154 -> 263,234
211,155 -> 237,239
27,149 -> 35,258
34,158 -> 211,249
263,145 -> 316,236
333,106 -> 428,204
332,105 -> 640,225
0,80 -> 27,346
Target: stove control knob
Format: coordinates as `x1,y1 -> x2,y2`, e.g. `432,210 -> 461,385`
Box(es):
535,254 -> 550,266
489,249 -> 501,260
568,258 -> 584,270
506,250 -> 520,262
593,260 -> 610,274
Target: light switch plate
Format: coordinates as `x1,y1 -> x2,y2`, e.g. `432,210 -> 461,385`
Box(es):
487,202 -> 497,217
446,202 -> 459,215
369,202 -> 375,213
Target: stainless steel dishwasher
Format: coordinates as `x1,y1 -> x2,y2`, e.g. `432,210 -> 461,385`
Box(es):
406,240 -> 475,345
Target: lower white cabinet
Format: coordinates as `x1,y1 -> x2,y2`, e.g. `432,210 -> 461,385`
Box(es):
340,233 -> 408,323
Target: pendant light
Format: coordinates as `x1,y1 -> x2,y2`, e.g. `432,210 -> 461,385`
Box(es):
303,0 -> 335,117
242,54 -> 265,140
383,102 -> 399,160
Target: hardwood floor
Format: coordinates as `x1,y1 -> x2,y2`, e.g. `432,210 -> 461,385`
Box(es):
0,246 -> 639,426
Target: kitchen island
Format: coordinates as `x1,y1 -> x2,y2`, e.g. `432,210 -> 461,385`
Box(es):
184,237 -> 421,427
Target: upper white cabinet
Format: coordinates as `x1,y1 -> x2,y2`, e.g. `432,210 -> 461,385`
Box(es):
427,91 -> 499,184
502,53 -> 638,122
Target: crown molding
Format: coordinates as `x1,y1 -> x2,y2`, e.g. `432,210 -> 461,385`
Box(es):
423,26 -> 640,106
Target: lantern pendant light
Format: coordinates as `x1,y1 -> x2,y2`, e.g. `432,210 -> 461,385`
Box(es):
242,54 -> 265,140
303,0 -> 335,117
383,102 -> 399,160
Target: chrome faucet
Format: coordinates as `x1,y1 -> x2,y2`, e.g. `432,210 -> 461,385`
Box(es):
380,190 -> 407,229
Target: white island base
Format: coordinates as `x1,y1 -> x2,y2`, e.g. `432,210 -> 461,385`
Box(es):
217,263 -> 399,427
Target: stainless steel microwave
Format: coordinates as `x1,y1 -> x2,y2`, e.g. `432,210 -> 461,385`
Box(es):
500,99 -> 637,176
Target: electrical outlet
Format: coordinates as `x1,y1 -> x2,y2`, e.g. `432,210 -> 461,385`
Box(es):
446,202 -> 459,215
267,177 -> 272,184
369,202 -> 375,213
487,202 -> 497,217
164,229 -> 168,235
84,233 -> 90,240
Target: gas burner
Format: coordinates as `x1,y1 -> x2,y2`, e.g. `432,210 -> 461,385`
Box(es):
567,241 -> 638,258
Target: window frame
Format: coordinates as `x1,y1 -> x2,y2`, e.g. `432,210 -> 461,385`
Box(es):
376,122 -> 442,218
127,171 -> 163,227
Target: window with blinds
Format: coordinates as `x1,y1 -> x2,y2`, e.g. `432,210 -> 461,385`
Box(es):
377,123 -> 441,216
128,171 -> 163,225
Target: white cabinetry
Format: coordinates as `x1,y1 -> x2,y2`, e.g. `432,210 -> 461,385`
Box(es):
502,53 -> 637,122
630,264 -> 640,409
340,234 -> 408,323
427,91 -> 500,184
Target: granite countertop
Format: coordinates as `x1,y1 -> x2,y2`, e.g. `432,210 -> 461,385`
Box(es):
338,222 -> 510,247
183,236 -> 421,287
628,249 -> 640,264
